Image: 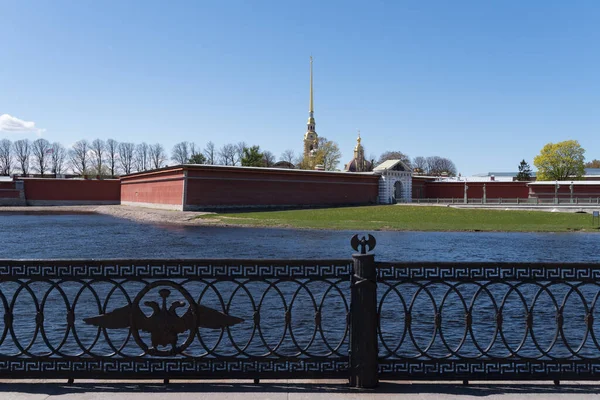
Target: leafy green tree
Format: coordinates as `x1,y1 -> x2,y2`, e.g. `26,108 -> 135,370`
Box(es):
188,152 -> 206,164
297,156 -> 313,170
314,137 -> 342,170
515,159 -> 532,181
533,140 -> 585,181
585,159 -> 600,168
297,137 -> 341,171
241,145 -> 264,167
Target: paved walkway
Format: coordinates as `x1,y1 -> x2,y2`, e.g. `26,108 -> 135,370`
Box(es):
405,203 -> 600,213
3,380 -> 600,399
449,204 -> 600,213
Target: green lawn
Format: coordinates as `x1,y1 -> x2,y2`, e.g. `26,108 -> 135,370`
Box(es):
195,205 -> 600,232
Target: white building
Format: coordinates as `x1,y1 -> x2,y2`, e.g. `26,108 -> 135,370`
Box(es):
373,159 -> 413,203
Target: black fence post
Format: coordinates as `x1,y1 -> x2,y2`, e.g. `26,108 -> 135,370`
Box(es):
349,234 -> 378,388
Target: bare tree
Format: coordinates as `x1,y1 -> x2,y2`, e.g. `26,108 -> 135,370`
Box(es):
218,143 -> 237,166
50,142 -> 67,175
69,140 -> 90,175
118,142 -> 135,175
378,151 -> 412,169
90,139 -> 105,176
413,156 -> 427,173
280,149 -> 295,164
426,156 -> 457,176
13,139 -> 31,176
203,141 -> 216,165
234,141 -> 247,166
0,139 -> 12,175
134,142 -> 150,172
106,139 -> 119,177
425,156 -> 440,175
31,138 -> 51,176
438,157 -> 457,176
171,142 -> 190,164
368,153 -> 377,169
149,143 -> 166,169
189,142 -> 199,160
262,150 -> 276,167
293,154 -> 304,169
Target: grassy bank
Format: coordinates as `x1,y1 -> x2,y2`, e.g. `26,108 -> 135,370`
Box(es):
196,205 -> 600,232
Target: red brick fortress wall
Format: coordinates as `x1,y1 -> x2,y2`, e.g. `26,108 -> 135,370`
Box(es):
412,177 -> 434,199
120,168 -> 185,210
0,190 -> 20,199
0,181 -> 23,205
0,181 -> 19,198
21,178 -> 121,205
421,181 -> 530,200
184,166 -> 380,210
528,183 -> 600,200
119,165 -> 379,211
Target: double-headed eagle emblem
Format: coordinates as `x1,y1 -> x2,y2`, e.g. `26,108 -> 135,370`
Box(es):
84,288 -> 243,352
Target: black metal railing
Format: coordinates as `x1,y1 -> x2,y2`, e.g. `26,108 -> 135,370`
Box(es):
413,197 -> 600,205
2,239 -> 600,387
0,260 -> 351,380
376,262 -> 600,382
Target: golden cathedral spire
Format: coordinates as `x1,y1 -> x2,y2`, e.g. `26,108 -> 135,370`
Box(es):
354,129 -> 364,161
344,129 -> 369,172
304,56 -> 318,160
307,56 -> 316,127
309,56 -> 314,115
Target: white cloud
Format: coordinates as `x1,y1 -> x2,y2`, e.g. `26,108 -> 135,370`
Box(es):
0,114 -> 45,135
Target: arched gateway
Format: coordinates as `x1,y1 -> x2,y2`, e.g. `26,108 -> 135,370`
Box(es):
373,159 -> 413,203
393,181 -> 403,201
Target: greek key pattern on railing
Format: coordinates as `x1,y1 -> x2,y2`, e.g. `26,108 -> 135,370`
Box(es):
0,259 -> 352,279
0,359 -> 349,379
378,361 -> 600,379
377,263 -> 600,380
0,260 -> 351,379
377,263 -> 600,282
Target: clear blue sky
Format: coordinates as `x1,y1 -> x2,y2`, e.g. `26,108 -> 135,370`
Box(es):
1,0 -> 599,175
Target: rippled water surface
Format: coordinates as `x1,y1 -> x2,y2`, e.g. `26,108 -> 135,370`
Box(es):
1,213 -> 600,361
0,213 -> 599,261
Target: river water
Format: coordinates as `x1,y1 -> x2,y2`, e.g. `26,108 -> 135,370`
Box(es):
0,213 -> 599,261
0,213 -> 599,361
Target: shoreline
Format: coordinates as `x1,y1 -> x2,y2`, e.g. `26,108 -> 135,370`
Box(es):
0,204 -> 599,233
0,205 -> 226,227
0,205 -> 345,231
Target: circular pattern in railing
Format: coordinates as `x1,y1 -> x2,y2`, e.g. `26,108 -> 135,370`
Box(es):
378,280 -> 600,361
0,277 -> 350,360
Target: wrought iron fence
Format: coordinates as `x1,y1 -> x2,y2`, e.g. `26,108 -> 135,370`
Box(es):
377,262 -> 600,381
413,197 -> 600,205
0,260 -> 351,380
2,240 -> 600,388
